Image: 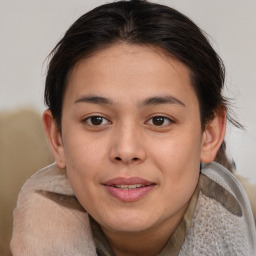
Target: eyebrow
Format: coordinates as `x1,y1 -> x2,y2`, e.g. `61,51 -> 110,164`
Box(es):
75,96 -> 113,105
74,95 -> 185,107
141,96 -> 185,107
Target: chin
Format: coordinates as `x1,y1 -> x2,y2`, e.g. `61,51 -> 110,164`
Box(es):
107,221 -> 152,233
99,209 -> 160,233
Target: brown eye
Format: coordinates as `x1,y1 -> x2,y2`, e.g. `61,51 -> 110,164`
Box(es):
84,116 -> 110,126
146,116 -> 173,126
152,116 -> 165,126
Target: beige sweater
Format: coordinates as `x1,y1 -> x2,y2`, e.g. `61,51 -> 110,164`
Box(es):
11,162 -> 256,255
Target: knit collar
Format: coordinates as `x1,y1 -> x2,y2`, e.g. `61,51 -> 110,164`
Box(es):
89,181 -> 200,256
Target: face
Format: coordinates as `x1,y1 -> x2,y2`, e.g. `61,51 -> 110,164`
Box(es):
54,43 -> 207,235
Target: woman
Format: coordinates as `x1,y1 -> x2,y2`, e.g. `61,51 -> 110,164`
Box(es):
11,0 -> 256,255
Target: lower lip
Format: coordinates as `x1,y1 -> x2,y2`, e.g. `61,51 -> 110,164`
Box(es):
104,185 -> 155,202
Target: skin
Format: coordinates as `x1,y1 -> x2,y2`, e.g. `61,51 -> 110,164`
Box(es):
43,43 -> 226,256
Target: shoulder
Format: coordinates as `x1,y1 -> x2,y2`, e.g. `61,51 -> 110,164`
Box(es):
11,164 -> 97,256
17,163 -> 73,196
180,162 -> 256,256
201,161 -> 255,236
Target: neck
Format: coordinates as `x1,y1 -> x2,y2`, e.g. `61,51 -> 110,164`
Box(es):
104,230 -> 169,256
101,206 -> 187,256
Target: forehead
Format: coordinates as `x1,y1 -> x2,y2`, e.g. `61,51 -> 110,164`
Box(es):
64,43 -> 198,107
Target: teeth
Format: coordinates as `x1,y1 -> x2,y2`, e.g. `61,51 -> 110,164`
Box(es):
114,184 -> 145,190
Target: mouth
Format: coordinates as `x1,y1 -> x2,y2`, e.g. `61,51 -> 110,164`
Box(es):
103,177 -> 156,202
110,184 -> 150,190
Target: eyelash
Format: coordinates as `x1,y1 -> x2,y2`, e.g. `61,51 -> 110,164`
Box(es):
83,116 -> 111,126
145,116 -> 174,127
82,115 -> 174,127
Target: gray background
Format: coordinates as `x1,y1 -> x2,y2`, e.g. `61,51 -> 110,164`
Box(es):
0,0 -> 255,182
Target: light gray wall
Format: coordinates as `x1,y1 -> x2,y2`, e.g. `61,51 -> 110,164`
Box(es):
1,0 -> 255,182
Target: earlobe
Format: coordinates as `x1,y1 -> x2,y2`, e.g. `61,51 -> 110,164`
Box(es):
200,110 -> 226,163
42,110 -> 66,169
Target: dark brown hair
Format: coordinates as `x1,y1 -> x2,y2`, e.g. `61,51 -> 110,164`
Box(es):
45,0 -> 228,131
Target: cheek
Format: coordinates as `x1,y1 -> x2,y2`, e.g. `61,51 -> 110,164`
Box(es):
62,135 -> 105,206
150,131 -> 202,166
149,130 -> 202,187
63,130 -> 106,170
61,135 -> 107,202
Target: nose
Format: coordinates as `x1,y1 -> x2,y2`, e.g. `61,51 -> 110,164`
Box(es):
109,124 -> 147,165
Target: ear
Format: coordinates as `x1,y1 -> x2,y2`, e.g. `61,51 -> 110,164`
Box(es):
200,109 -> 226,163
42,110 -> 66,169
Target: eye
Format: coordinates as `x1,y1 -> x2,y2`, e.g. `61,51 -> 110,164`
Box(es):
146,116 -> 174,126
83,116 -> 111,126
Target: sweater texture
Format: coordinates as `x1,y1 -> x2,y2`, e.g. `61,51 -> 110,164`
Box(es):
11,162 -> 256,255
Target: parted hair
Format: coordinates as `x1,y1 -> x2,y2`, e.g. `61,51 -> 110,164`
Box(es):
45,0 -> 228,131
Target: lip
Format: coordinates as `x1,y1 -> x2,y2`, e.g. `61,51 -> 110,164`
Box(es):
103,177 -> 156,202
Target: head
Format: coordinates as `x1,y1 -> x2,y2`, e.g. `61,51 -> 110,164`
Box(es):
45,0 -> 226,132
42,0 -> 226,246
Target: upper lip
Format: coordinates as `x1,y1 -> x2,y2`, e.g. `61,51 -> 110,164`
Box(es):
103,177 -> 155,186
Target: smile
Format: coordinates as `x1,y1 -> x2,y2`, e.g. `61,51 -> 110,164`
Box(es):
103,177 -> 156,202
112,184 -> 148,190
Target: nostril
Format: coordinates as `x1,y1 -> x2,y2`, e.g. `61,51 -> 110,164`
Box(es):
114,157 -> 139,162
